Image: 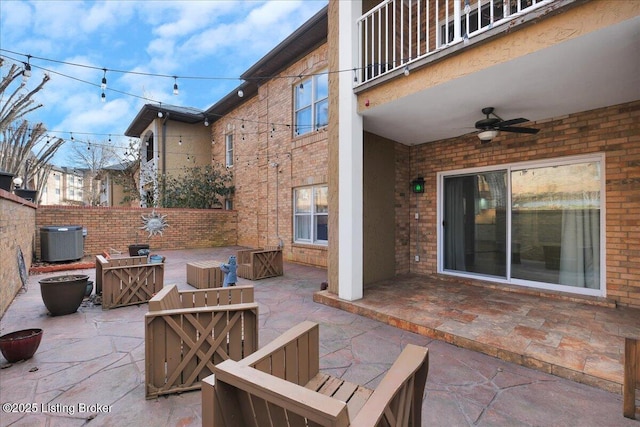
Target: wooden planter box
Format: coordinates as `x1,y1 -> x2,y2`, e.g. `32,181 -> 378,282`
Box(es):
145,284 -> 257,399
202,321 -> 429,426
237,247 -> 283,280
95,255 -> 164,310
186,260 -> 224,289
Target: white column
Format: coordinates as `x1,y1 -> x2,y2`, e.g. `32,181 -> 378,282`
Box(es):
338,0 -> 364,301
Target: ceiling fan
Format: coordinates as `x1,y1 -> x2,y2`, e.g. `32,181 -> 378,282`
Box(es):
474,107 -> 539,142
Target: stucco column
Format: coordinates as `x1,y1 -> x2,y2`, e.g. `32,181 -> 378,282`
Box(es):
337,0 -> 363,301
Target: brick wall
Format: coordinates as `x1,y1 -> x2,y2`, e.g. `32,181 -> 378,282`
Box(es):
211,43 -> 329,267
35,206 -> 237,258
0,190 -> 36,318
404,101 -> 640,308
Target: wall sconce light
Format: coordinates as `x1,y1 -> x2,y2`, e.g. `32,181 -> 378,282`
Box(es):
478,129 -> 499,142
411,177 -> 425,193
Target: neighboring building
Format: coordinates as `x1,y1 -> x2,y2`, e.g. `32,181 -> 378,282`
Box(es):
124,104 -> 212,207
98,160 -> 139,207
39,166 -> 86,205
327,0 -> 640,307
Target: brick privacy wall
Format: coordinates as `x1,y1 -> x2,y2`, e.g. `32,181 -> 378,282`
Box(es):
211,44 -> 329,268
35,206 -> 237,258
404,101 -> 640,308
0,191 -> 36,318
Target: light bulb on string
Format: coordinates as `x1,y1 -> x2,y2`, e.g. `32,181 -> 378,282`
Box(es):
101,68 -> 107,90
173,76 -> 179,95
237,89 -> 244,98
179,136 -> 182,146
101,91 -> 106,103
204,118 -> 209,127
22,55 -> 32,83
403,65 -> 410,76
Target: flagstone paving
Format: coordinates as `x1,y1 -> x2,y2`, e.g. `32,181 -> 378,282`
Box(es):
0,247 -> 637,426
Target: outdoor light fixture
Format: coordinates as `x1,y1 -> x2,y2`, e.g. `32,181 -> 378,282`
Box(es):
403,65 -> 410,77
204,118 -> 209,126
101,69 -> 107,89
411,177 -> 425,193
478,129 -> 499,142
173,77 -> 179,95
237,89 -> 244,98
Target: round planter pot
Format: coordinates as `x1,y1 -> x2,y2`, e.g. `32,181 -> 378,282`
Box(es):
0,329 -> 43,362
39,274 -> 89,316
128,244 -> 150,257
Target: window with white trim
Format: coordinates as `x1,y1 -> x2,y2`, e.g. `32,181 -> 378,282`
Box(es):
225,134 -> 234,167
294,71 -> 328,136
294,185 -> 328,244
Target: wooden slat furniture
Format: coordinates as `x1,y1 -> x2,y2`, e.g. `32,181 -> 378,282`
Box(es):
96,254 -> 164,310
145,284 -> 258,399
186,260 -> 225,289
95,254 -> 147,295
202,321 -> 429,426
624,337 -> 640,419
237,246 -> 283,280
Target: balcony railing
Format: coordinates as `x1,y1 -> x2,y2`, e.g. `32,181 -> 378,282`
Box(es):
357,0 -> 553,85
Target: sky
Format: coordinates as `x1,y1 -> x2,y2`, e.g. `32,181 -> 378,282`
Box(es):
0,0 -> 328,166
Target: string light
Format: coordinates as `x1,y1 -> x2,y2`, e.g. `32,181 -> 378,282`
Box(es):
237,89 -> 244,98
179,136 -> 182,145
101,68 -> 107,89
101,91 -> 106,103
173,76 -> 179,95
204,118 -> 209,127
22,55 -> 32,83
403,65 -> 410,76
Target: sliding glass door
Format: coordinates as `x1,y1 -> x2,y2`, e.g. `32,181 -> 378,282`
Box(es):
440,156 -> 603,295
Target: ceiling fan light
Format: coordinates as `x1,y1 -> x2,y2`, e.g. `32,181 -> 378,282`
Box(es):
478,130 -> 499,142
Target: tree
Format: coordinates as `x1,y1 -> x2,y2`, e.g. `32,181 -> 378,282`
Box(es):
70,140 -> 118,206
0,58 -> 64,199
160,164 -> 234,209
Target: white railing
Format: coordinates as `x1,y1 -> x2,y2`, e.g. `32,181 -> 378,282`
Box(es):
357,0 -> 553,85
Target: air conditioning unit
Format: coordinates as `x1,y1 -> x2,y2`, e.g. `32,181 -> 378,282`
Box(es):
40,225 -> 84,262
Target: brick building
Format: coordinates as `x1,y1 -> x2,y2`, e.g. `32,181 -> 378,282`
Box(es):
206,9 -> 329,267
328,0 -> 640,307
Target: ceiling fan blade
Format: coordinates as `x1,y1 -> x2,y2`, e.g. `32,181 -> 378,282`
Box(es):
498,118 -> 528,127
499,126 -> 540,134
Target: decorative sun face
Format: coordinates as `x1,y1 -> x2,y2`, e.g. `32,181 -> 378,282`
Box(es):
140,210 -> 169,237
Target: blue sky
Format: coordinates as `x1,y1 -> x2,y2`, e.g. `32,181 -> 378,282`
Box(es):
0,0 -> 327,166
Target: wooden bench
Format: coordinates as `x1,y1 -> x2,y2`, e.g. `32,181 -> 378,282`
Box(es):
202,321 -> 429,426
96,254 -> 164,310
236,246 -> 283,280
145,284 -> 258,399
186,260 -> 225,289
624,337 -> 640,419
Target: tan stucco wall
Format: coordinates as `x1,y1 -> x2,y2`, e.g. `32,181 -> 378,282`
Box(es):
363,132 -> 397,284
0,191 -> 35,319
357,0 -> 640,110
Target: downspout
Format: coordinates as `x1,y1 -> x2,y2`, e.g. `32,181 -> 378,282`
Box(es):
160,113 -> 169,207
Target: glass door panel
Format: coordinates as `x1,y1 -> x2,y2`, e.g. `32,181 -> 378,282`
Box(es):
443,171 -> 507,278
511,162 -> 601,289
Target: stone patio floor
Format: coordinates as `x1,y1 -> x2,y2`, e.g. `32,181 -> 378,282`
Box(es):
0,247 -> 637,426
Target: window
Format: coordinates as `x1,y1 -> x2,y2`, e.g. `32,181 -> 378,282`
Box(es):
225,134 -> 233,167
439,156 -> 603,296
294,185 -> 328,244
294,71 -> 328,136
145,133 -> 154,162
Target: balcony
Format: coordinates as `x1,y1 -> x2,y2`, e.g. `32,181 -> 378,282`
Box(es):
357,0 -> 554,85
